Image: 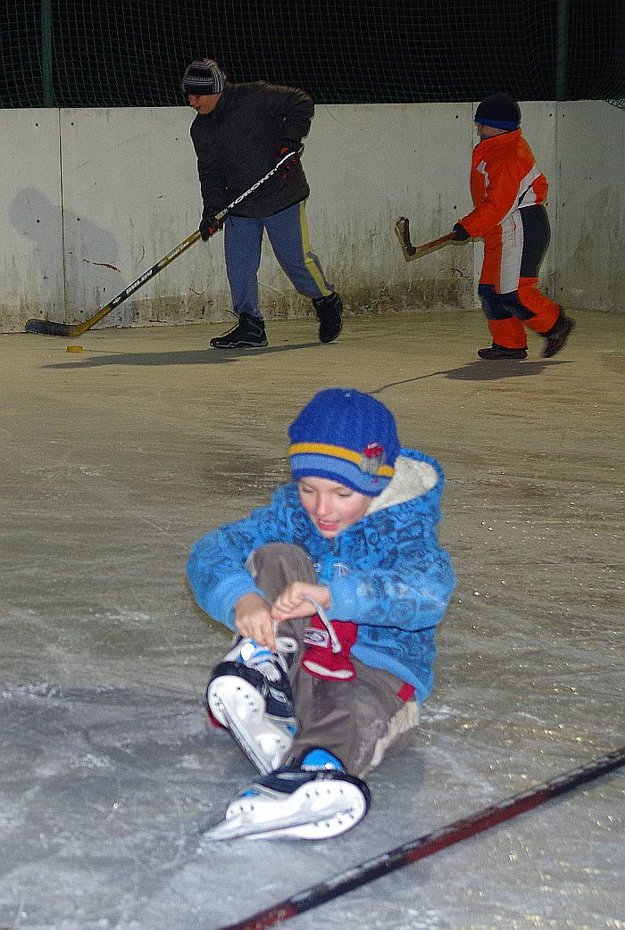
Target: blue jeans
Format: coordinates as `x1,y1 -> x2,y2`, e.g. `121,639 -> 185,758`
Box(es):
224,201 -> 334,320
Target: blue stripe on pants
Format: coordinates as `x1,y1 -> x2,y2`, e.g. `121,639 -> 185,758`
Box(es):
224,202 -> 334,320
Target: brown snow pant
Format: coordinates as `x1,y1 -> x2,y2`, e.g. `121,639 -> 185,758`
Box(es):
247,543 -> 419,778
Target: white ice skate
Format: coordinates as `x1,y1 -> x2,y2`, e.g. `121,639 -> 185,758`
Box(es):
206,638 -> 297,775
203,749 -> 370,842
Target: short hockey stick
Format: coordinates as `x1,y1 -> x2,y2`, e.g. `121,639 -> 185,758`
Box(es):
25,147 -> 302,337
394,216 -> 455,262
215,745 -> 625,930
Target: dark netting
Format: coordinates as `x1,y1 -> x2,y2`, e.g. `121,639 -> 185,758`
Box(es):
1,0 -> 624,109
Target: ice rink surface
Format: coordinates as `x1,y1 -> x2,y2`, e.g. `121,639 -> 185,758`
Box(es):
1,309 -> 623,930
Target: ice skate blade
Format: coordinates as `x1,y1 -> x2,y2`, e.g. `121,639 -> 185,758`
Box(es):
207,677 -> 294,775
203,780 -> 368,842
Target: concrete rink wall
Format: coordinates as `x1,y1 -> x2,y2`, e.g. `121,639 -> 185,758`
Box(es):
1,100 -> 624,333
1,311 -> 623,929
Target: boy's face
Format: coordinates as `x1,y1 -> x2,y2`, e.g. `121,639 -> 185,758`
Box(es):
187,93 -> 220,114
297,476 -> 371,539
475,122 -> 507,141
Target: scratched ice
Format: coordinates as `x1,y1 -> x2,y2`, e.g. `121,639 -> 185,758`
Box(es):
1,315 -> 624,930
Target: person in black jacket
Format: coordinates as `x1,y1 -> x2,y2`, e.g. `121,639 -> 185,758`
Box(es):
182,59 -> 343,349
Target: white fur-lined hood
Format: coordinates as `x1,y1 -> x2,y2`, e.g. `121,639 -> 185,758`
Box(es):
366,450 -> 441,515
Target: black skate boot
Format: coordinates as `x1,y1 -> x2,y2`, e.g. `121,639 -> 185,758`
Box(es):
542,308 -> 575,358
204,748 -> 370,841
313,292 -> 343,344
209,311 -> 268,349
478,344 -> 528,360
206,638 -> 296,774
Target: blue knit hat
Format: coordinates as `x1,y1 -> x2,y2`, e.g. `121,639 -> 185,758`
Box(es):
288,389 -> 401,496
181,59 -> 226,96
474,93 -> 521,131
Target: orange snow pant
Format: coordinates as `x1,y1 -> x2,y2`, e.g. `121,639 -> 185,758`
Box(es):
479,205 -> 560,349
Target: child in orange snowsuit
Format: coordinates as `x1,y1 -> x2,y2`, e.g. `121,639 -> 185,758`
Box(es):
452,93 -> 574,360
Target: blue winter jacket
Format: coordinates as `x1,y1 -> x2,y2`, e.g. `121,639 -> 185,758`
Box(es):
187,449 -> 455,703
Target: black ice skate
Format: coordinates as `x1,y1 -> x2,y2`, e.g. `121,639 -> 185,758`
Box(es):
206,638 -> 296,774
203,748 -> 370,841
542,308 -> 575,358
209,311 -> 268,349
313,292 -> 343,344
477,344 -> 528,360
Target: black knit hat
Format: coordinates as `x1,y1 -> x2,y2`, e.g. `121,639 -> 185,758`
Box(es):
181,59 -> 226,96
474,93 -> 521,131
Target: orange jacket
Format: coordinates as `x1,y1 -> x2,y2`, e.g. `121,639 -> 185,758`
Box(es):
459,129 -> 548,239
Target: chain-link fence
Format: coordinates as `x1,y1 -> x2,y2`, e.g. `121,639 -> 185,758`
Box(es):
1,0 -> 624,109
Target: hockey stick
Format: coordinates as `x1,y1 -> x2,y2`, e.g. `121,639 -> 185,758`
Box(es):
25,148 -> 302,337
25,231 -> 201,337
215,745 -> 625,930
394,216 -> 455,262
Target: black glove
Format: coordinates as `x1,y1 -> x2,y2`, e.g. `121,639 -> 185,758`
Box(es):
278,140 -> 301,177
199,208 -> 223,241
452,222 -> 470,241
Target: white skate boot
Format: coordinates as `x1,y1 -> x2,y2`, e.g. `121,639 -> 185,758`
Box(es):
204,748 -> 371,841
206,638 -> 297,774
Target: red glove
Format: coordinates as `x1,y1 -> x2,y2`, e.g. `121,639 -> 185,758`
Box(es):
301,616 -> 358,681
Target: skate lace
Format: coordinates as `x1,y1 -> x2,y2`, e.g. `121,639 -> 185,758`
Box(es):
242,639 -> 293,682
246,599 -> 341,681
303,597 -> 342,654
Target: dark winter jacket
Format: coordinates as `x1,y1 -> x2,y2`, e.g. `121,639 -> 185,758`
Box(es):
187,449 -> 456,703
189,82 -> 313,218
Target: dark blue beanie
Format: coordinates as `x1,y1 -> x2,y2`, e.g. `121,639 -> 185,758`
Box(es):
288,388 -> 401,496
474,93 -> 521,131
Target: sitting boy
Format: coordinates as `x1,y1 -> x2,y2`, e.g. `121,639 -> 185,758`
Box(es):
187,388 -> 455,840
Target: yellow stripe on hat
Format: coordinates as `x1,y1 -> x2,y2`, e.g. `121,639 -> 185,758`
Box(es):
288,441 -> 395,478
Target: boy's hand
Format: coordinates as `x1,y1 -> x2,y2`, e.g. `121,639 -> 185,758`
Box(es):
234,593 -> 275,650
452,222 -> 470,241
270,582 -> 331,622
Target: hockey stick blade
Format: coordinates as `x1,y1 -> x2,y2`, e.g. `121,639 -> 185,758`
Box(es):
214,745 -> 625,930
394,216 -> 417,259
25,147 -> 302,338
24,318 -> 75,336
394,217 -> 455,262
